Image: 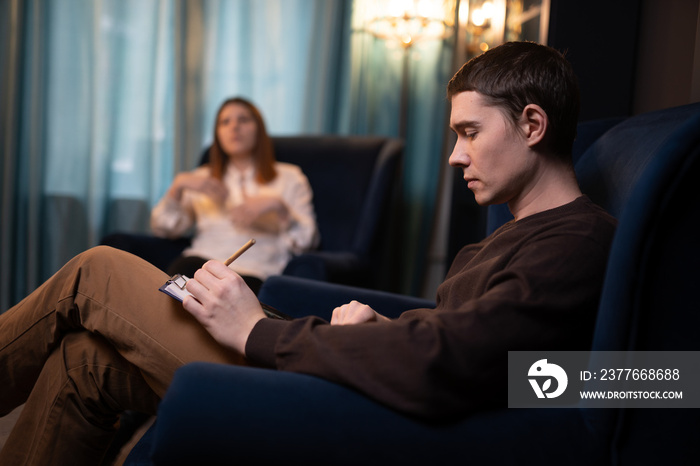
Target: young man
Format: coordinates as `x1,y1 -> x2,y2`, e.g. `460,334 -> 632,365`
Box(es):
0,42 -> 616,465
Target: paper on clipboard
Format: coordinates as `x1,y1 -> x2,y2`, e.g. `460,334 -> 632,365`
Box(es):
158,274 -> 193,302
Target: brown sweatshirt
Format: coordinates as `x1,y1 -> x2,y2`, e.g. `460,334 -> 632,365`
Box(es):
246,196 -> 617,421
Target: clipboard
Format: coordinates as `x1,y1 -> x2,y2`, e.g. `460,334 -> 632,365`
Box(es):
159,274 -> 192,301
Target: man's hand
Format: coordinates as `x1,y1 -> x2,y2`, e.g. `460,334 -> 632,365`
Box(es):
330,300 -> 390,325
182,260 -> 266,354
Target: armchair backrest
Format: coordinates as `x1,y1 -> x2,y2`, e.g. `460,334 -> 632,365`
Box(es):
272,137 -> 404,255
572,102 -> 700,352
575,104 -> 700,219
572,103 -> 700,462
605,108 -> 700,466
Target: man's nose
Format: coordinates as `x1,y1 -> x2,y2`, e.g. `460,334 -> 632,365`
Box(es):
448,143 -> 467,167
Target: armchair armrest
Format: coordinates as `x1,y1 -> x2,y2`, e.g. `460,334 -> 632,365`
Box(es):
100,233 -> 191,272
147,363 -> 601,466
281,251 -> 365,284
258,275 -> 435,320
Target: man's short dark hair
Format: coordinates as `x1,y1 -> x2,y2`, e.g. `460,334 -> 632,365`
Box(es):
447,41 -> 580,159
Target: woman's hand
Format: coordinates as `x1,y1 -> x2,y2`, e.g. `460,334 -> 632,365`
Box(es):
182,260 -> 266,354
331,301 -> 391,325
168,172 -> 228,205
229,195 -> 290,232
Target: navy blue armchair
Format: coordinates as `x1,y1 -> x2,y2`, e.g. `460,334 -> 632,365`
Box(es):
127,103 -> 700,465
102,136 -> 404,289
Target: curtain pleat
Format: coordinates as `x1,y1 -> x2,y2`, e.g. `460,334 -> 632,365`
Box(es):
0,0 -> 22,310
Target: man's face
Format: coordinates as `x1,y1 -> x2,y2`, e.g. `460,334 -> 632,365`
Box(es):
449,91 -> 536,207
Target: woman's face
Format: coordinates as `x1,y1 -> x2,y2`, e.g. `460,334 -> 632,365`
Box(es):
216,103 -> 258,158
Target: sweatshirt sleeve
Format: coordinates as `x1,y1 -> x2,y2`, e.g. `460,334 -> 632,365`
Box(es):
245,224 -> 614,421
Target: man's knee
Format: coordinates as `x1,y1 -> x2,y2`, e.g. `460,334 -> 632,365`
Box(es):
75,245 -> 134,269
68,246 -> 157,284
59,332 -> 159,417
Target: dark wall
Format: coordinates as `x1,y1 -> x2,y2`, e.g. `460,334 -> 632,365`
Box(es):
633,0 -> 700,114
548,0 -> 642,121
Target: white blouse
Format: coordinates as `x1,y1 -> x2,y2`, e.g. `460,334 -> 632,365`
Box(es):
151,162 -> 319,279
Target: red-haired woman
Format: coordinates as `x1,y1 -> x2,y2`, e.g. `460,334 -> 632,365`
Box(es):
151,97 -> 318,293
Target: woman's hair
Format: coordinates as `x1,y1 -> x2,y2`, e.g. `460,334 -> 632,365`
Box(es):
208,97 -> 277,183
447,41 -> 580,160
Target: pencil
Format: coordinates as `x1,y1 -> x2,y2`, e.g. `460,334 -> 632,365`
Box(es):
224,238 -> 256,266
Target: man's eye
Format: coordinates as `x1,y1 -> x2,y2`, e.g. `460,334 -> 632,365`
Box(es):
466,132 -> 477,140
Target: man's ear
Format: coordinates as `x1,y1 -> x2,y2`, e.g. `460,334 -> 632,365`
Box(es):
519,104 -> 548,147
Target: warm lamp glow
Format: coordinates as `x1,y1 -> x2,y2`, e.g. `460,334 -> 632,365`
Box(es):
471,8 -> 486,26
481,1 -> 494,18
365,0 -> 454,48
471,1 -> 494,27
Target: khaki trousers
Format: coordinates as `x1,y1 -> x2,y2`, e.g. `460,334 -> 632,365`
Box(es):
0,246 -> 244,465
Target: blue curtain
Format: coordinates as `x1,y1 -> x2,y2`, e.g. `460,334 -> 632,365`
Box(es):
1,0 -> 178,309
345,2 -> 454,293
1,0 -> 454,309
